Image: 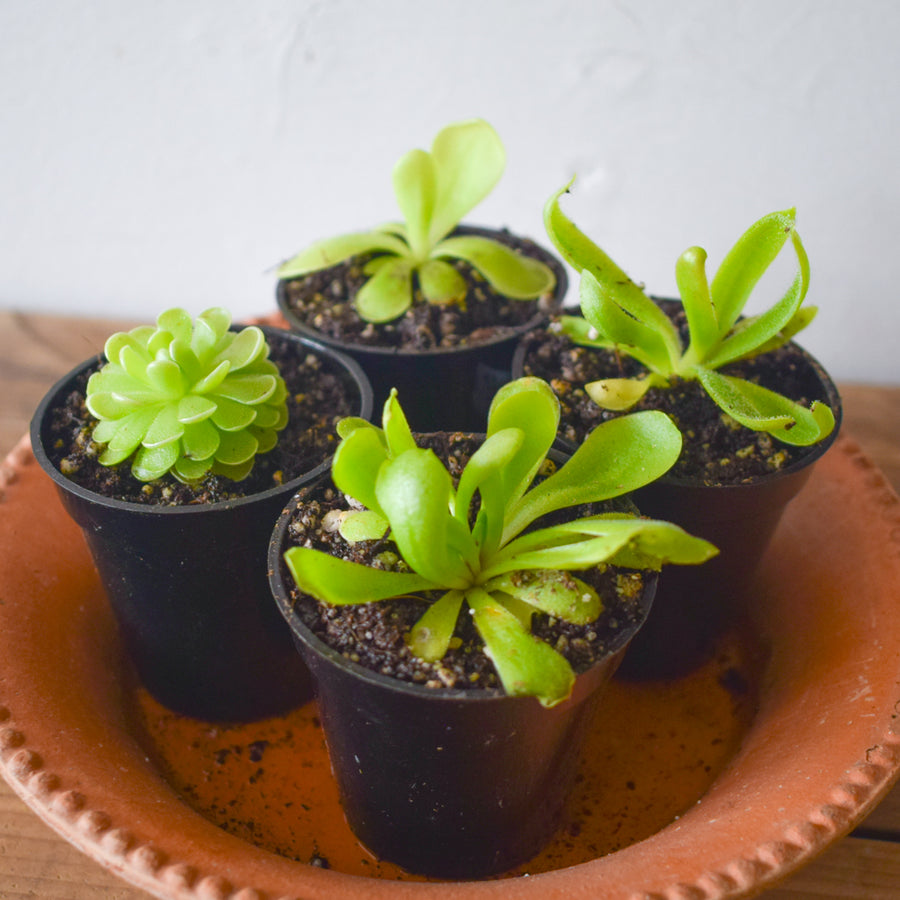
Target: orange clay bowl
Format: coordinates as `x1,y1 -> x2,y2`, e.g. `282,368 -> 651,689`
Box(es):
1,432 -> 900,900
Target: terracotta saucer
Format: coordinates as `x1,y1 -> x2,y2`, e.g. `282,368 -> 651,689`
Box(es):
1,433 -> 900,899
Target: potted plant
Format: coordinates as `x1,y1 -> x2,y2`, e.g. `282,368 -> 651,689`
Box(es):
515,180 -> 842,676
268,376 -> 716,877
30,307 -> 373,721
275,118 -> 567,431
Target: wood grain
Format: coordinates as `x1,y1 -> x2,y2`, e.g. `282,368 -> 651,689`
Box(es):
2,311 -> 899,899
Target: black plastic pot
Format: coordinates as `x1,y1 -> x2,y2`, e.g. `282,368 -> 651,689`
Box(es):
31,328 -> 373,721
513,329 -> 843,678
276,226 -> 567,432
268,470 -> 657,879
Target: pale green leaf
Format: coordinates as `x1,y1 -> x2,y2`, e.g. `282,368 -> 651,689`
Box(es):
504,410 -> 682,542
406,590 -> 464,662
435,235 -> 556,299
417,258 -> 467,304
132,441 -> 179,481
584,375 -> 665,411
277,231 -> 409,279
392,147 -> 436,258
180,418 -> 220,461
145,359 -> 185,397
467,587 -> 575,707
355,257 -> 415,323
284,546 -> 435,605
332,425 -> 389,513
142,404 -> 185,448
214,428 -> 258,466
209,395 -> 257,432
338,509 -> 390,543
212,373 -> 277,405
427,119 -> 505,246
484,570 -> 601,624
375,449 -> 472,588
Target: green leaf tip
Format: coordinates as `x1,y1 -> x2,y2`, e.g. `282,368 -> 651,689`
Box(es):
284,378 -> 715,707
277,118 -> 557,323
86,307 -> 288,483
543,183 -> 833,446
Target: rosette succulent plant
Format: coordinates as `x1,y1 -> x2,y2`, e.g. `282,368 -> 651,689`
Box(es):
85,307 -> 288,482
277,118 -> 557,323
284,377 -> 716,706
544,180 -> 836,446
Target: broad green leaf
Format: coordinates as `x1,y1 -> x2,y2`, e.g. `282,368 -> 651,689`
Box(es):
209,395 -> 257,432
338,509 -> 389,543
392,147 -> 436,259
435,235 -> 556,299
251,403 -> 281,429
418,257 -> 467,305
284,546 -> 435,605
173,456 -> 213,482
156,308 -> 193,344
355,256 -> 415,322
145,359 -> 186,398
710,208 -> 797,336
96,405 -> 161,464
215,428 -> 258,466
467,587 -> 575,707
213,373 -> 277,406
336,416 -> 381,441
132,441 -> 179,481
406,590 -> 464,662
484,570 -> 601,624
579,272 -> 680,374
375,449 -> 472,588
120,343 -> 154,383
196,307 -> 231,341
277,231 -> 409,279
86,389 -> 147,418
212,326 -> 265,371
177,394 -> 217,424
676,246 -> 719,364
584,375 -> 665,411
142,404 -> 185,448
167,340 -> 202,386
427,119 -> 506,246
332,426 -> 389,513
504,410 -> 682,542
190,315 -> 221,362
696,368 -> 835,446
180,418 -> 220,462
211,457 -> 254,482
251,424 -> 279,455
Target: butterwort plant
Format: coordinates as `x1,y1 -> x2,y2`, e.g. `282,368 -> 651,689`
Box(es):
543,180 -> 836,446
277,119 -> 557,323
284,377 -> 716,707
85,307 -> 288,482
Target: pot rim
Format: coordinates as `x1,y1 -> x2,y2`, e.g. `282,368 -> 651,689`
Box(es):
513,320 -> 843,492
275,224 -> 568,359
30,327 -> 374,517
267,464 -> 657,707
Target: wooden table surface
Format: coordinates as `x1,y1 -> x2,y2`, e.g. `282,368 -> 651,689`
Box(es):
1,310 -> 899,899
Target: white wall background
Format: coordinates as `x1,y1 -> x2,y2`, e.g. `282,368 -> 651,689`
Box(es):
2,0 -> 898,384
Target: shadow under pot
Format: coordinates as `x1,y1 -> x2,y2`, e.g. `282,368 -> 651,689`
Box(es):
267,448 -> 657,880
30,327 -> 373,722
276,225 -> 567,432
512,323 -> 842,679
